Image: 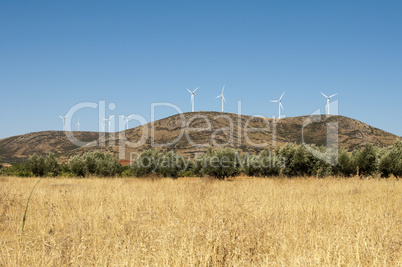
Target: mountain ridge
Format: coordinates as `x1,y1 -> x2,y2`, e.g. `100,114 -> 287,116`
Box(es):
0,112 -> 400,163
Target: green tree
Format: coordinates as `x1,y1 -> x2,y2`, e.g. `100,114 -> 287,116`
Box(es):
242,153 -> 261,177
157,151 -> 188,178
355,143 -> 377,177
390,139 -> 402,178
337,149 -> 356,177
131,150 -> 161,177
192,153 -> 208,178
44,153 -> 60,176
26,154 -> 46,177
380,140 -> 402,178
202,148 -> 242,180
69,155 -> 86,177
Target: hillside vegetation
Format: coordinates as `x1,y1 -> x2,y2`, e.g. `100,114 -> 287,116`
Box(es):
2,140 -> 402,179
0,113 -> 400,163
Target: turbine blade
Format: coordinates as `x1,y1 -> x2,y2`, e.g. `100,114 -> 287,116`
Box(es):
279,92 -> 285,101
329,93 -> 337,98
321,92 -> 328,98
110,115 -> 114,119
193,87 -> 198,93
280,102 -> 284,110
187,88 -> 192,93
223,96 -> 226,102
216,95 -> 221,98
58,115 -> 63,119
222,85 -> 225,94
270,100 -> 279,103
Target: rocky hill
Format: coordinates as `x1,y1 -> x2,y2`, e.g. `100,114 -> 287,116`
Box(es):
0,112 -> 400,163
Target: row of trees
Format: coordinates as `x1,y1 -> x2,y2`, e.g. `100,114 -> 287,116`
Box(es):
1,140 -> 401,179
129,140 -> 402,179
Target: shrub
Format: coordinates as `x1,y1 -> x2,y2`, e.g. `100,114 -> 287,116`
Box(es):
131,150 -> 161,177
26,153 -> 60,177
69,155 -> 86,177
355,143 -> 377,177
192,153 -> 208,178
279,143 -> 311,177
202,148 -> 242,180
69,151 -> 122,177
336,149 -> 356,177
157,151 -> 188,178
259,150 -> 282,177
242,153 -> 261,177
390,139 -> 402,178
380,140 -> 402,178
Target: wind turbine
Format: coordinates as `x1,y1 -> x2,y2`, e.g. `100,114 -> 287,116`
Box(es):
187,87 -> 198,112
270,92 -> 285,119
321,92 -> 337,115
101,123 -> 106,132
76,118 -> 80,131
103,115 -> 114,132
122,115 -> 133,130
58,113 -> 69,131
216,85 -> 226,112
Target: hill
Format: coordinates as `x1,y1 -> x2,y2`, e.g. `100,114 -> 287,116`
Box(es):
0,112 -> 400,163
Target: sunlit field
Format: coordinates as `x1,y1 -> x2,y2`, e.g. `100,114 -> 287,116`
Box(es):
0,176 -> 401,266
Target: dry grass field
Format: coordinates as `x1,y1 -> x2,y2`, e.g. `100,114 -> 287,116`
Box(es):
0,176 -> 401,266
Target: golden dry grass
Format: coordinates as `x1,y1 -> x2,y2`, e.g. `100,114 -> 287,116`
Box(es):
0,176 -> 401,266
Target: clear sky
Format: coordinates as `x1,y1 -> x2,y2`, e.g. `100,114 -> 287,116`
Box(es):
1,0 -> 401,139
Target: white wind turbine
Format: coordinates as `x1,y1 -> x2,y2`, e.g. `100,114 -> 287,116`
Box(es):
58,113 -> 69,131
76,118 -> 80,131
103,115 -> 114,132
321,92 -> 337,115
122,115 -> 133,130
216,85 -> 226,112
270,92 -> 285,119
187,87 -> 199,112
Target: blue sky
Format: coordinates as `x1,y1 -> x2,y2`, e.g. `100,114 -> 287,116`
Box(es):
0,0 -> 401,139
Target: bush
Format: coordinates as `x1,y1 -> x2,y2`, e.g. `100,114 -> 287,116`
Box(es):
355,143 -> 377,177
279,143 -> 311,177
336,149 -> 356,177
121,166 -> 134,177
379,140 -> 402,178
242,153 -> 262,177
26,153 -> 60,177
157,151 -> 188,178
390,140 -> 402,178
202,148 -> 242,180
69,155 -> 86,177
69,151 -> 121,177
130,150 -> 161,177
259,150 -> 282,177
192,153 -> 208,178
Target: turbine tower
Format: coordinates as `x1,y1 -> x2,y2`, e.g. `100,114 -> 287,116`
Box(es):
122,115 -> 133,130
215,85 -> 226,112
101,123 -> 106,132
76,118 -> 80,131
187,87 -> 198,112
270,92 -> 285,119
58,113 -> 69,131
103,115 -> 114,133
321,92 -> 337,115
